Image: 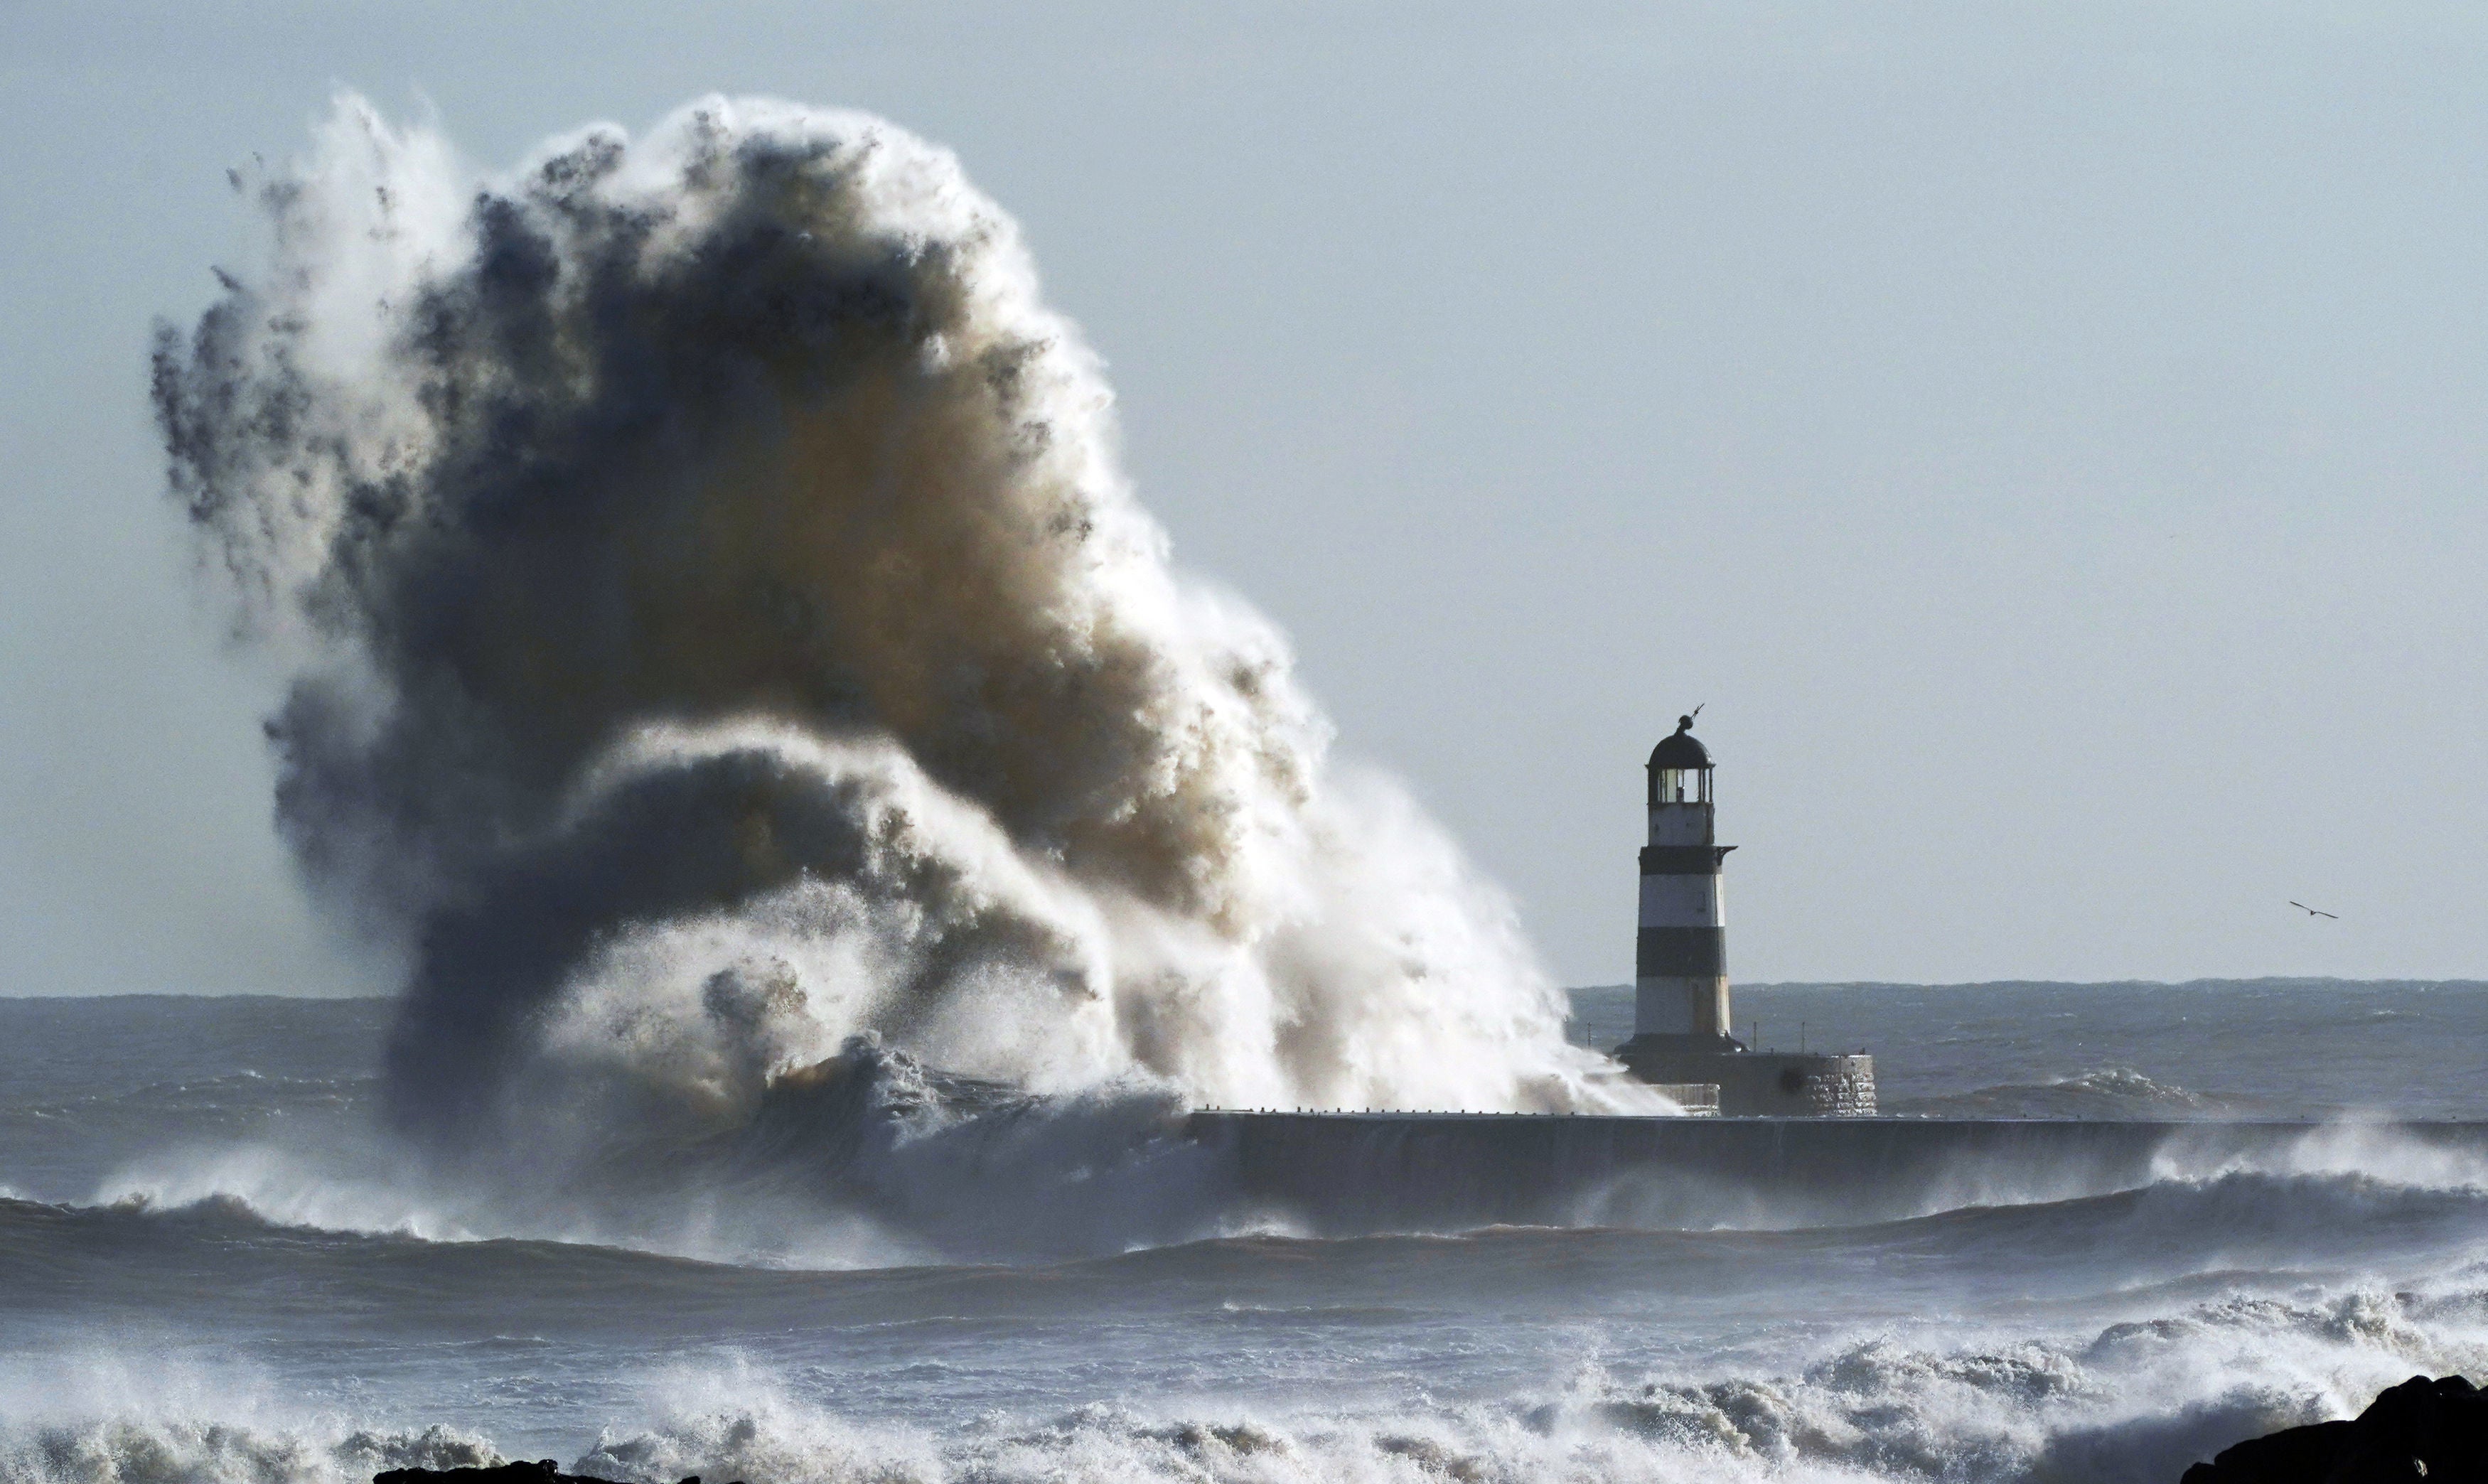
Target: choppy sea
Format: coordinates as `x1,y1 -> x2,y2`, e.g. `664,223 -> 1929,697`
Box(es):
3,980 -> 2485,1484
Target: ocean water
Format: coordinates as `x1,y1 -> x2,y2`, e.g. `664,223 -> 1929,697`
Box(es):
1567,979 -> 2488,1120
3,982 -> 2487,1484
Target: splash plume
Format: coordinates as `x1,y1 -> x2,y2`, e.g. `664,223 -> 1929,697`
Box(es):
154,95 -> 1655,1140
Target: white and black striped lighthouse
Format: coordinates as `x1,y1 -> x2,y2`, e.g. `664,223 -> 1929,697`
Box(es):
1615,715 -> 1879,1115
1634,715 -> 1741,1050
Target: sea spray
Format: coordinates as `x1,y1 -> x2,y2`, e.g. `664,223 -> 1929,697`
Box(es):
153,95 -> 1658,1164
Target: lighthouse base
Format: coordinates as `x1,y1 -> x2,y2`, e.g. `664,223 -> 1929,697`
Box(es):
1615,1036 -> 1877,1117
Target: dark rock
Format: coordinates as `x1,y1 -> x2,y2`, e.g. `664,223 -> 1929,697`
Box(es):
375,1466 -> 737,1484
375,1464 -> 599,1484
2181,1375 -> 2488,1484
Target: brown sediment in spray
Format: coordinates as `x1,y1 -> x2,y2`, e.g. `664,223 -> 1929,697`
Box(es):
154,95 -> 1660,1136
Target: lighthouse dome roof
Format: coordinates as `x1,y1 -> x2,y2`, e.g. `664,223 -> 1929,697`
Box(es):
1648,722 -> 1712,770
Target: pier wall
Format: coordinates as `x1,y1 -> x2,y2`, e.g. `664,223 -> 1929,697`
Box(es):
1181,1112 -> 2488,1236
1616,1045 -> 1875,1114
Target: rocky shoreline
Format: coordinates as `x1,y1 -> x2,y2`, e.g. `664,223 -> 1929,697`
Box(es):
366,1377 -> 2484,1484
2181,1375 -> 2484,1484
377,1466 -> 739,1484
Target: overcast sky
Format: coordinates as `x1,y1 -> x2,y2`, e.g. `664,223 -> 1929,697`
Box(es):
2,1 -> 2483,996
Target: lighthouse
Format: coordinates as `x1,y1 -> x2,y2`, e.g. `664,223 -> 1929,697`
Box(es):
1616,714 -> 1877,1115
1635,715 -> 1739,1048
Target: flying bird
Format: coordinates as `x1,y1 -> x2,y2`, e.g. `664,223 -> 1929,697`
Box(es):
2289,901 -> 2339,920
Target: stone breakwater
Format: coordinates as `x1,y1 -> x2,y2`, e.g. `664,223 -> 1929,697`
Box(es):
1182,1112 -> 2488,1236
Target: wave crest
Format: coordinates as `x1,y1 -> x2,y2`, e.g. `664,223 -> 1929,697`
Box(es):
1889,1066 -> 2264,1120
0,1419 -> 495,1484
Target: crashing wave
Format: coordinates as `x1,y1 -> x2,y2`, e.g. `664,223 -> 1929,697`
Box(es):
11,1285 -> 2479,1484
0,1420 -> 495,1484
150,93 -> 1666,1234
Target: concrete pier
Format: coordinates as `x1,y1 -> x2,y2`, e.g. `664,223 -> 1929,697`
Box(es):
1181,1111 -> 2488,1235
